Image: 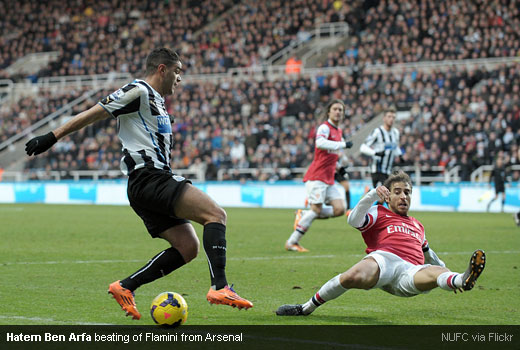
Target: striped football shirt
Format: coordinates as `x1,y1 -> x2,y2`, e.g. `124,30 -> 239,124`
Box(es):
363,126 -> 402,175
99,79 -> 173,175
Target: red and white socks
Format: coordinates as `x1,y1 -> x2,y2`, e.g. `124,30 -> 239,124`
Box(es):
302,274 -> 348,314
437,271 -> 463,291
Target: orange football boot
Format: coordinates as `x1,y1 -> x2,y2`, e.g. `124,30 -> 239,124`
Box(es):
285,241 -> 309,252
108,280 -> 141,320
206,285 -> 253,310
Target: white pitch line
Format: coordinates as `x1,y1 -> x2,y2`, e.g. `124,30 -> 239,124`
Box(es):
0,315 -> 114,325
1,250 -> 518,266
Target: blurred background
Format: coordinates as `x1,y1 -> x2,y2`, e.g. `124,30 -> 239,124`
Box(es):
0,0 -> 519,212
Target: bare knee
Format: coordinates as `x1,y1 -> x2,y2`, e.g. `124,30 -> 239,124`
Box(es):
207,206 -> 226,225
340,270 -> 372,290
177,236 -> 200,263
310,204 -> 322,216
197,203 -> 227,226
333,205 -> 346,217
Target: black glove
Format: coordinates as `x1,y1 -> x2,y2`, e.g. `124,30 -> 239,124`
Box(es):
338,166 -> 348,179
375,151 -> 385,157
344,141 -> 353,149
25,132 -> 57,156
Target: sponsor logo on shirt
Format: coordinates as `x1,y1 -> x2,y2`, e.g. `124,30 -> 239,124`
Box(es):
386,222 -> 421,242
157,115 -> 172,134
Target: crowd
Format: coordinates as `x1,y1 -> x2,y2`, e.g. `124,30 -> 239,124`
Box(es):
0,86 -> 91,143
2,0 -> 519,182
0,0 -> 344,80
323,0 -> 520,68
20,62 -> 520,183
2,0 -> 519,81
0,0 -> 239,80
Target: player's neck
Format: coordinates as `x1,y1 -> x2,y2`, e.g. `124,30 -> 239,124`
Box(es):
327,119 -> 338,127
144,76 -> 164,97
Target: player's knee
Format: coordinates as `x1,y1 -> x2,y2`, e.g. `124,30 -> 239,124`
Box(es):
340,270 -> 370,289
209,206 -> 227,225
333,206 -> 346,217
180,236 -> 200,263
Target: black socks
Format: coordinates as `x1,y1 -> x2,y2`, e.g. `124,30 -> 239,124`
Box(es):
120,247 -> 186,291
203,222 -> 228,289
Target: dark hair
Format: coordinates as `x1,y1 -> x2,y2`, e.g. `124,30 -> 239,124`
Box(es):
144,48 -> 181,76
323,99 -> 345,119
383,170 -> 412,191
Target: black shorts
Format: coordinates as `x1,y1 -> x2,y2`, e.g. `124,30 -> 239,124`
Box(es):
495,183 -> 505,194
371,172 -> 389,188
127,167 -> 192,237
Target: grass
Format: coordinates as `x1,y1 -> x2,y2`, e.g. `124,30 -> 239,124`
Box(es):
0,204 -> 519,326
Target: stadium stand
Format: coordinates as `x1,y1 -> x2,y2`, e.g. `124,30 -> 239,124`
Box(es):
322,0 -> 520,68
1,0 -> 519,183
12,62 -> 519,183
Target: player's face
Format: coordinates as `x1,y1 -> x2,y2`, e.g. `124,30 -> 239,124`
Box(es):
163,61 -> 183,96
387,181 -> 411,216
328,103 -> 344,124
383,112 -> 396,129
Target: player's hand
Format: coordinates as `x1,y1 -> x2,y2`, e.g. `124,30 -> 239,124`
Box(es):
375,151 -> 385,157
375,185 -> 390,203
344,141 -> 353,149
25,132 -> 57,156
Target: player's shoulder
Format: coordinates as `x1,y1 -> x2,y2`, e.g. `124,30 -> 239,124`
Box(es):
316,122 -> 331,134
130,80 -> 153,94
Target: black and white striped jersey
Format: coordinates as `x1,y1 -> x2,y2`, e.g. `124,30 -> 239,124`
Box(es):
363,126 -> 402,175
99,79 -> 173,175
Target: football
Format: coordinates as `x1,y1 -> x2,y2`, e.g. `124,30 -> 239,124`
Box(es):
150,292 -> 188,327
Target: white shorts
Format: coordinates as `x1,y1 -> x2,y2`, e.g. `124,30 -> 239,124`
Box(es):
364,250 -> 431,297
305,180 -> 344,205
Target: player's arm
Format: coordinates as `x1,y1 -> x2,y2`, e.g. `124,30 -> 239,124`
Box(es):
25,104 -> 110,156
422,239 -> 446,267
347,188 -> 385,228
394,130 -> 403,156
360,130 -> 383,157
315,124 -> 352,151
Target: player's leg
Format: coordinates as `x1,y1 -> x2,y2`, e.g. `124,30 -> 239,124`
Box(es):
286,202 -> 321,252
119,223 -> 199,291
417,250 -> 486,292
109,170 -> 196,319
500,191 -> 505,212
317,183 -> 346,218
340,179 -> 351,211
277,258 -> 379,316
373,173 -> 387,205
173,183 -> 253,309
487,190 -> 498,211
109,200 -> 197,317
335,168 -> 351,211
514,211 -> 520,226
285,181 -> 326,252
371,172 -> 379,189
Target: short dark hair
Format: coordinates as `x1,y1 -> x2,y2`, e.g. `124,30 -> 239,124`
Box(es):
144,48 -> 181,76
323,99 -> 345,119
384,170 -> 412,191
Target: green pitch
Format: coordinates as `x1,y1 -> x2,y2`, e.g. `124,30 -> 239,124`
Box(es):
0,204 -> 519,325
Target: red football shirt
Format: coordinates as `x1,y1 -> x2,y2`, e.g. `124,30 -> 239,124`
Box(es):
357,205 -> 427,265
303,121 -> 342,185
